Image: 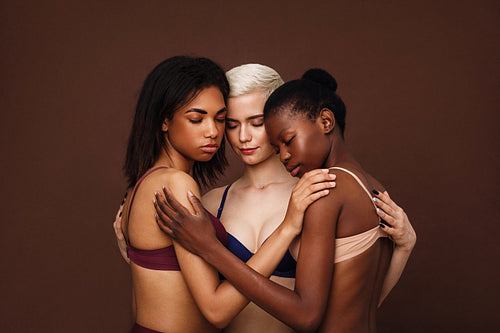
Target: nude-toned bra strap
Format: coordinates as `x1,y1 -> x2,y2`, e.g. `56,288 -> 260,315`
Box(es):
329,167 -> 380,221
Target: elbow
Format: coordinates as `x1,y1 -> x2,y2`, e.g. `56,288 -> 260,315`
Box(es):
292,311 -> 322,333
202,308 -> 231,329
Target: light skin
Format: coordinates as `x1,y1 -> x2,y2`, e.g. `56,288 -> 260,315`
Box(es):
120,86 -> 335,332
154,107 -> 416,332
203,91 -> 306,333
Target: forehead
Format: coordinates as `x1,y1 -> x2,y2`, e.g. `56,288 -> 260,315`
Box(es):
227,91 -> 266,119
265,112 -> 312,137
178,86 -> 226,113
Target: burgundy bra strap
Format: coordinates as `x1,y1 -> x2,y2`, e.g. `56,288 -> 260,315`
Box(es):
125,167 -> 169,246
129,167 -> 169,210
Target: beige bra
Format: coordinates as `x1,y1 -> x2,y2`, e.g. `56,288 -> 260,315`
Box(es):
329,167 -> 388,263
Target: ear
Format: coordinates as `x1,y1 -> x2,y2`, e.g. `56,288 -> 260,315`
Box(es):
318,108 -> 335,134
161,119 -> 168,132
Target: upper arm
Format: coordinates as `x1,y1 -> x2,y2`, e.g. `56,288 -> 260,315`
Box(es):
293,191 -> 341,326
201,186 -> 226,217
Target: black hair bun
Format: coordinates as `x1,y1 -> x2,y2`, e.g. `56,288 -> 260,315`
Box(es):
301,68 -> 337,92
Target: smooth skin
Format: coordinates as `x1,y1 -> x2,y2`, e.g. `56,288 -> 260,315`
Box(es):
202,91 -> 326,333
154,108 -> 415,332
120,86 -> 335,332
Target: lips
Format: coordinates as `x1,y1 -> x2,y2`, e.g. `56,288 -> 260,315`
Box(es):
286,164 -> 301,177
240,147 -> 258,155
200,144 -> 218,153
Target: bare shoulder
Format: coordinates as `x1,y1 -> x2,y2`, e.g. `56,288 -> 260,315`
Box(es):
202,185 -> 228,216
140,168 -> 199,194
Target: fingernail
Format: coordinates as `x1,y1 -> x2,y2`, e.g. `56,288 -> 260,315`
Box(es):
329,174 -> 336,179
121,199 -> 125,205
382,188 -> 387,193
373,197 -> 379,203
376,208 -> 382,214
124,192 -> 128,198
379,223 -> 385,228
188,190 -> 194,197
153,199 -> 156,204
330,182 -> 336,187
322,169 -> 329,173
162,185 -> 166,190
372,189 -> 379,195
119,212 -> 122,217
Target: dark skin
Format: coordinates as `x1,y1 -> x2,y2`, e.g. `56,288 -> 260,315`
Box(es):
155,108 -> 393,332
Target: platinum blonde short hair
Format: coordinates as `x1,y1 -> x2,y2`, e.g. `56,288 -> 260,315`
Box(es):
226,64 -> 284,100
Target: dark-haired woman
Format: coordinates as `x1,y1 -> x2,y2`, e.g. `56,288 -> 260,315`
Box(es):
120,56 -> 335,333
154,68 -> 416,332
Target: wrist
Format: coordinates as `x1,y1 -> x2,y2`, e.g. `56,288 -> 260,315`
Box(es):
279,219 -> 301,240
201,239 -> 226,264
395,242 -> 414,253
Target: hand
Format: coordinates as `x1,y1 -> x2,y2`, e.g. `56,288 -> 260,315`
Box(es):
113,193 -> 130,264
283,169 -> 336,234
373,190 -> 416,251
154,186 -> 218,257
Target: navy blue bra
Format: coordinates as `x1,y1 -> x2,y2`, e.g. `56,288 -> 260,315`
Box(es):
217,185 -> 296,278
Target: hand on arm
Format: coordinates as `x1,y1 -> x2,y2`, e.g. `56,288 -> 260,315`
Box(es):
203,191 -> 340,332
153,170 -> 336,329
113,194 -> 130,264
372,190 -> 416,306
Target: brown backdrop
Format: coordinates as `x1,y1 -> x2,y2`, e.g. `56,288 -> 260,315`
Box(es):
1,1 -> 498,332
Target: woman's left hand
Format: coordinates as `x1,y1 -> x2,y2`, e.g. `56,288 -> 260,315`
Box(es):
372,190 -> 416,251
113,194 -> 130,264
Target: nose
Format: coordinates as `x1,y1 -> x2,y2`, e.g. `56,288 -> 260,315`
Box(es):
205,119 -> 219,138
239,124 -> 251,143
279,147 -> 291,165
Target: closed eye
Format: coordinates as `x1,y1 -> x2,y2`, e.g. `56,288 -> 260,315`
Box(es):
285,136 -> 295,145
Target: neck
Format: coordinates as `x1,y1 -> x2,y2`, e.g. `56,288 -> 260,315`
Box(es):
323,132 -> 358,168
240,154 -> 294,189
155,144 -> 194,173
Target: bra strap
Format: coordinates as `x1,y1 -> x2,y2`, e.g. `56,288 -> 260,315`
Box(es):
329,167 -> 380,221
217,184 -> 232,219
126,166 -> 169,245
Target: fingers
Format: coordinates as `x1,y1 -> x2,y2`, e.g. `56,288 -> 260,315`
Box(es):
153,192 -> 177,228
294,169 -> 336,195
187,191 -> 204,216
154,212 -> 175,238
161,185 -> 189,216
379,222 -> 396,237
304,189 -> 331,205
374,206 -> 395,227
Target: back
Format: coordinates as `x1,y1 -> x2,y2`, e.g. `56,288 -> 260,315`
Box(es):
319,167 -> 393,333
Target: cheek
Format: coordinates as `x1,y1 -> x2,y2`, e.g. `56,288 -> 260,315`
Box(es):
226,128 -> 239,148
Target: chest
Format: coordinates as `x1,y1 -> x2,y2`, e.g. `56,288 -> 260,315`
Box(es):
219,188 -> 290,253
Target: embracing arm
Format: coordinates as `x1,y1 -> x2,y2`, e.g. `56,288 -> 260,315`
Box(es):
160,187 -> 340,332
373,190 -> 416,306
156,170 -> 334,328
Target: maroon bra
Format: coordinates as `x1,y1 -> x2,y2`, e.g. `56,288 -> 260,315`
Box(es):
125,167 -> 227,270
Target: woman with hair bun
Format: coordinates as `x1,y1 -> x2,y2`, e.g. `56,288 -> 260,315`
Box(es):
154,67 -> 416,332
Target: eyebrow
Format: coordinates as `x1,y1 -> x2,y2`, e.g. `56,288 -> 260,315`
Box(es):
226,114 -> 264,122
278,128 -> 290,137
185,107 -> 227,115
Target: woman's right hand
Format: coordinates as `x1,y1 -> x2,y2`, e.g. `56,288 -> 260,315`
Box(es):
283,169 -> 336,235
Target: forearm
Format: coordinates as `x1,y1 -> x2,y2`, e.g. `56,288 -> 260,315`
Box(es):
246,222 -> 298,275
378,245 -> 413,307
202,240 -> 321,331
